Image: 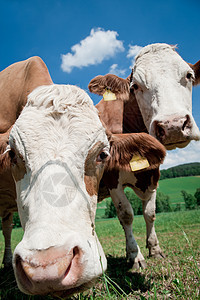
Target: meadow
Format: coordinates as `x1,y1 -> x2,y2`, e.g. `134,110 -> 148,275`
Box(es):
0,209 -> 199,299
158,176 -> 200,209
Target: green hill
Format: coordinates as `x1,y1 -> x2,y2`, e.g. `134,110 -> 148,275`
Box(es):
157,176 -> 200,208
160,162 -> 200,180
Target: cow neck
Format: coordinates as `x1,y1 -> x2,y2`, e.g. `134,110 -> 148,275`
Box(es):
123,92 -> 147,134
95,91 -> 147,135
96,99 -> 124,134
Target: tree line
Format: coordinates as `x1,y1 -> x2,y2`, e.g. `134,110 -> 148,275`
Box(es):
160,162 -> 200,180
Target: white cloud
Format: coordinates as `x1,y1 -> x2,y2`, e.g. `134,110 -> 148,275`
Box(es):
161,141 -> 200,170
127,45 -> 143,58
61,28 -> 124,73
109,64 -> 126,76
127,45 -> 143,68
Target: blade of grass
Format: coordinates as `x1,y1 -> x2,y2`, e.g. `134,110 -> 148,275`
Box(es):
105,274 -> 128,298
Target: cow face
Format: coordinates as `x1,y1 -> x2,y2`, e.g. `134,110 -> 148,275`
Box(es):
131,43 -> 200,150
88,44 -> 200,150
7,85 -> 110,296
131,44 -> 200,150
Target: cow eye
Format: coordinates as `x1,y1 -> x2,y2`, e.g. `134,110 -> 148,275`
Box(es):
9,149 -> 17,165
186,72 -> 194,80
96,150 -> 110,163
132,83 -> 139,90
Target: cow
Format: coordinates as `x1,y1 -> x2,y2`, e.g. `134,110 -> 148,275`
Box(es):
88,43 -> 200,268
0,81 -> 165,296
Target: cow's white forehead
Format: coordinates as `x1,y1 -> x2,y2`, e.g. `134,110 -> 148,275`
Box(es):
134,43 -> 191,72
135,43 -> 176,61
10,84 -> 108,171
27,84 -> 95,112
133,43 -> 193,88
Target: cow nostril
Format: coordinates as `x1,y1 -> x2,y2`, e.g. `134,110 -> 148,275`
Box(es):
182,115 -> 191,132
73,246 -> 79,257
15,255 -> 33,290
63,246 -> 80,279
155,122 -> 166,141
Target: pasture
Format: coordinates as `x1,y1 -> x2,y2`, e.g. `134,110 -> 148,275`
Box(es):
158,176 -> 200,209
0,209 -> 199,299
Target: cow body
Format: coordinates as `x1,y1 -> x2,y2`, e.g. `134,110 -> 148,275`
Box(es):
89,43 -> 200,268
0,56 -> 53,134
0,57 -> 53,267
0,59 -> 165,296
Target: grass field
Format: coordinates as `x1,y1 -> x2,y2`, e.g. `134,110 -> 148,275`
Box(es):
0,209 -> 200,299
158,176 -> 200,208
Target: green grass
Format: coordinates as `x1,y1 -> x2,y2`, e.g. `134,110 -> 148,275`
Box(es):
0,210 -> 200,299
96,199 -> 107,219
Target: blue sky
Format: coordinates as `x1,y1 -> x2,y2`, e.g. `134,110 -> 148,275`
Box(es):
1,0 -> 200,169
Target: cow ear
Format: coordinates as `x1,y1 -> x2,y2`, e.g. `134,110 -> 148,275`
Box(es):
89,74 -> 130,134
188,60 -> 200,86
88,74 -> 129,100
0,132 -> 12,173
106,133 -> 166,172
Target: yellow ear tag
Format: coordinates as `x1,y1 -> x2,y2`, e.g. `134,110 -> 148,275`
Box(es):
103,88 -> 117,101
129,155 -> 150,172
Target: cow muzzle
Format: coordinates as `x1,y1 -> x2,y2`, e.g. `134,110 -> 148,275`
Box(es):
151,114 -> 200,150
14,246 -> 87,296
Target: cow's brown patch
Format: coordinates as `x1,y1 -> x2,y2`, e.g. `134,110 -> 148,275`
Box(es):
101,169 -> 119,191
189,60 -> 200,86
84,142 -> 107,196
134,168 -> 160,193
0,130 -> 12,173
96,99 -> 124,134
84,176 -> 98,197
89,73 -> 148,135
123,92 -> 147,133
89,74 -> 129,134
0,56 -> 53,135
11,156 -> 27,182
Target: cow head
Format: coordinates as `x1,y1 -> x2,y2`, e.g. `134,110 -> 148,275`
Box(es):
1,84 -> 110,296
89,43 -> 200,150
131,43 -> 200,149
0,84 -> 165,296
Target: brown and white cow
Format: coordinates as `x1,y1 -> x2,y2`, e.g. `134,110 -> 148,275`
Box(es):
89,43 -> 200,268
0,59 -> 165,296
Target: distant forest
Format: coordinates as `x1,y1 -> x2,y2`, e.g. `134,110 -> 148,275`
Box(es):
160,162 -> 200,180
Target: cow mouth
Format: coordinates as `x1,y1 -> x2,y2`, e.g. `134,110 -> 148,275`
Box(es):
53,279 -> 97,298
164,140 -> 190,150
